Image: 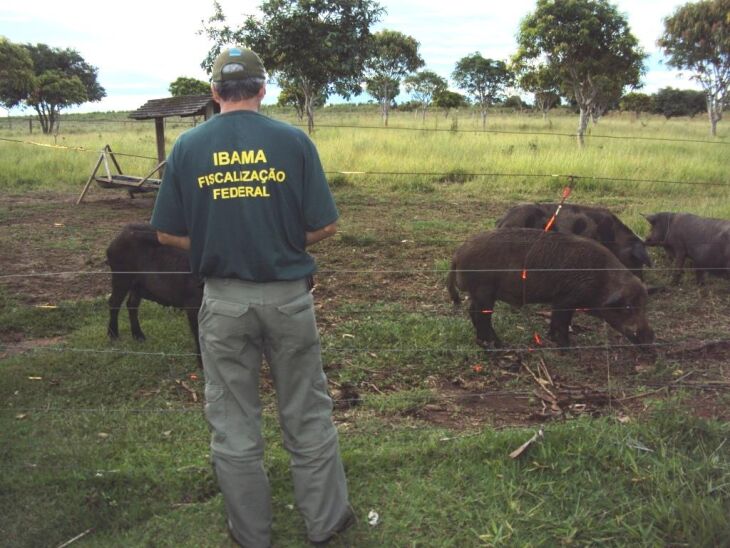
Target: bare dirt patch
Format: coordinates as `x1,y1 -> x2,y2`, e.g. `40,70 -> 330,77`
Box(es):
2,190 -> 729,428
0,192 -> 155,305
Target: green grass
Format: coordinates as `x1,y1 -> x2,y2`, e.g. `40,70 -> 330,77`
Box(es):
1,298 -> 729,546
2,107 -> 730,546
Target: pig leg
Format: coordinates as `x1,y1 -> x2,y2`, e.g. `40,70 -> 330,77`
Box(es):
548,308 -> 574,348
108,274 -> 130,339
126,290 -> 146,342
694,269 -> 706,285
671,251 -> 686,285
468,293 -> 501,348
186,307 -> 202,367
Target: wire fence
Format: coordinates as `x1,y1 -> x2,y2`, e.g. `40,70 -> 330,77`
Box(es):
2,114 -> 728,145
2,115 -> 729,472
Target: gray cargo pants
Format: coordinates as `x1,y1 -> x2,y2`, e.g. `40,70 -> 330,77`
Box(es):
198,278 -> 349,547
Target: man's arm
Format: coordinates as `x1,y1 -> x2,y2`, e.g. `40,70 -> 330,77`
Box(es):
306,222 -> 337,246
157,231 -> 191,251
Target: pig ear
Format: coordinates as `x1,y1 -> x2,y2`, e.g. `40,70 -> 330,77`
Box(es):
641,213 -> 656,225
632,243 -> 652,267
603,290 -> 624,307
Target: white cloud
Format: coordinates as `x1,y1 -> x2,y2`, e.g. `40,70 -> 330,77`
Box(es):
0,0 -> 702,113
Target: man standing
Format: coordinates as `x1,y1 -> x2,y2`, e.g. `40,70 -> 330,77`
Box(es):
151,47 -> 352,547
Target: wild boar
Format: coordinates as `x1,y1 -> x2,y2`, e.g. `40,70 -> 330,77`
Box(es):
496,203 -> 651,278
446,228 -> 654,349
106,223 -> 203,363
643,212 -> 730,284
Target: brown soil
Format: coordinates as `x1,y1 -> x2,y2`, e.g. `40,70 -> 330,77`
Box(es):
1,189 -> 729,429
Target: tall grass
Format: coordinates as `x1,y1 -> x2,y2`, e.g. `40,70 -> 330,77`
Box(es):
1,108 -> 728,214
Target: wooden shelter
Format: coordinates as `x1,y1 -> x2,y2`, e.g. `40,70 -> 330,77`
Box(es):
128,94 -> 219,166
76,95 -> 219,204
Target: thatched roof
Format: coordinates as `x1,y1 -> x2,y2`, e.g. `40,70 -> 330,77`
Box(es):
129,95 -> 219,120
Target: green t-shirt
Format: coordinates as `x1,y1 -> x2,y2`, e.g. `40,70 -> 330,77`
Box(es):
150,110 -> 338,281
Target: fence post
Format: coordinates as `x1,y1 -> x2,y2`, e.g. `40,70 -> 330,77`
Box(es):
28,117 -> 32,134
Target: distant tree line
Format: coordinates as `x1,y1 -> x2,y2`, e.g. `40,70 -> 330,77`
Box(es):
2,0 -> 726,140
198,0 -> 727,143
620,88 -> 708,119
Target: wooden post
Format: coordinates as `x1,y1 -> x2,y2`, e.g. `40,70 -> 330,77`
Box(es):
28,117 -> 32,134
76,152 -> 105,204
154,117 -> 165,177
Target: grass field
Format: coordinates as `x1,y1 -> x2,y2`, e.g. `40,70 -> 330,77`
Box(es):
1,106 -> 729,547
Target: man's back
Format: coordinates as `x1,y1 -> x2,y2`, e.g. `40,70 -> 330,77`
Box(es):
153,110 -> 338,281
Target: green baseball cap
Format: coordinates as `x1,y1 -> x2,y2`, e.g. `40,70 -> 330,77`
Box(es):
211,47 -> 266,82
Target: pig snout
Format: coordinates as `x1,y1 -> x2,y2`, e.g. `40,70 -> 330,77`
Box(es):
622,322 -> 654,346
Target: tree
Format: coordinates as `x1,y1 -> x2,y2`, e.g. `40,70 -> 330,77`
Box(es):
277,77 -> 328,120
514,0 -> 646,145
452,53 -> 513,128
0,37 -> 35,110
365,75 -> 400,117
652,87 -> 706,118
515,63 -> 561,119
201,0 -> 384,133
620,92 -> 653,118
1,42 -> 105,134
169,77 -> 210,96
364,30 -> 423,126
403,70 -> 447,121
503,95 -> 527,111
658,0 -> 730,136
433,89 -> 468,117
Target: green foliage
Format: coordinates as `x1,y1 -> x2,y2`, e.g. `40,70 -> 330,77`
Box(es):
0,40 -> 105,134
433,90 -> 469,114
403,70 -> 447,120
201,0 -> 384,133
515,63 -> 562,116
652,87 -> 706,118
168,77 -> 210,97
0,37 -> 34,109
658,0 -> 730,135
514,0 -> 646,142
620,92 -> 653,116
452,53 -> 513,126
364,30 -> 423,125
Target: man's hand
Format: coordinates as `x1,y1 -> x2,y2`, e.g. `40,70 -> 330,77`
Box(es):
157,231 -> 191,250
306,222 -> 337,246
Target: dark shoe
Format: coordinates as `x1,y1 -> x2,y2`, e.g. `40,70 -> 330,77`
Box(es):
310,506 -> 356,546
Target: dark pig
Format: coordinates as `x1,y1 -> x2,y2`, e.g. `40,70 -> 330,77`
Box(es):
496,203 -> 651,278
106,223 -> 203,364
446,228 -> 654,349
643,212 -> 730,284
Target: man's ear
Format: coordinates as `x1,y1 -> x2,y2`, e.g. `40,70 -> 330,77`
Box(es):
210,83 -> 221,103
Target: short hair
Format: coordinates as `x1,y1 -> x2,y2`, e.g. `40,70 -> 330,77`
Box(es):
212,77 -> 265,102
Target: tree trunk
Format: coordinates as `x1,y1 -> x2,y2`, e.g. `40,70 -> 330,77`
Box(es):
382,84 -> 390,127
577,107 -> 589,147
303,88 -> 315,135
421,106 -> 426,123
481,108 -> 487,129
707,99 -> 719,137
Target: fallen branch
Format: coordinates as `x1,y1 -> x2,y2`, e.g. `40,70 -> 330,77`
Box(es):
509,427 -> 544,459
56,528 -> 94,548
175,380 -> 198,403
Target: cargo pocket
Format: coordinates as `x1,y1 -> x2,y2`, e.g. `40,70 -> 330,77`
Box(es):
276,292 -> 318,349
204,382 -> 227,443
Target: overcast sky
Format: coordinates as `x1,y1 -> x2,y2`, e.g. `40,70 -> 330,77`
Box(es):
0,0 -> 699,114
